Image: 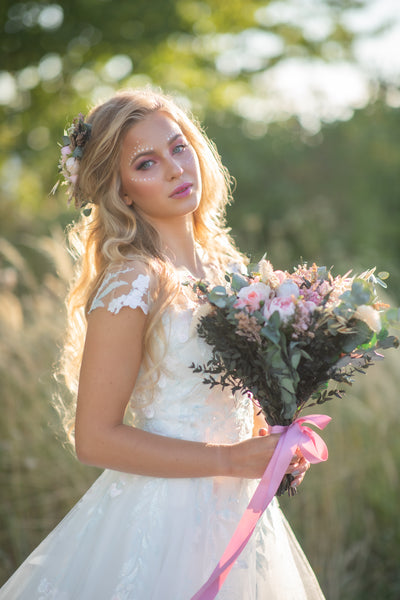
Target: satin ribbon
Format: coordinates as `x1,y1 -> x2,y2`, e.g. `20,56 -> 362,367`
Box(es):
190,414 -> 331,600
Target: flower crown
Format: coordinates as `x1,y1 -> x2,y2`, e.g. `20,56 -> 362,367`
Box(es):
53,113 -> 92,212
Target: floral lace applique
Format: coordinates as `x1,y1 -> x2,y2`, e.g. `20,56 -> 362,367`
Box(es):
89,267 -> 150,315
38,577 -> 69,600
108,273 -> 150,315
108,480 -> 126,498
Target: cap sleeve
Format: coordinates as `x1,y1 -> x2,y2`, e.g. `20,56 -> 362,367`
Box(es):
89,264 -> 151,316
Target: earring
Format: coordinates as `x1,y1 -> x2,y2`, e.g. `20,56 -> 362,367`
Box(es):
123,194 -> 134,207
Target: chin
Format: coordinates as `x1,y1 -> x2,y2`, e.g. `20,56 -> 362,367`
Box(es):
176,193 -> 201,216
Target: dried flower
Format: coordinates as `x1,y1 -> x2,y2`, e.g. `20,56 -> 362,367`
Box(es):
235,311 -> 262,344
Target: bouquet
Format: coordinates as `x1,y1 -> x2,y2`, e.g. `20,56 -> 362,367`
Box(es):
190,259 -> 399,495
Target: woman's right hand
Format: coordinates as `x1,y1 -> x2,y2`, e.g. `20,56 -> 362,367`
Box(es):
227,431 -> 310,483
227,432 -> 282,479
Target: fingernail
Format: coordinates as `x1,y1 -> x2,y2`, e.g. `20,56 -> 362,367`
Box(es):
292,470 -> 300,477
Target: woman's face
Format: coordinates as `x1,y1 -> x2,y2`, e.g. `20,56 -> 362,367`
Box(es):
119,111 -> 202,227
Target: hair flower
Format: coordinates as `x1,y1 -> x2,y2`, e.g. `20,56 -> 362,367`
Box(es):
52,113 -> 92,212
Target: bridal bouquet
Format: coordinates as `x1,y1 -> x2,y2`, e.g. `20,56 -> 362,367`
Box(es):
190,259 -> 399,494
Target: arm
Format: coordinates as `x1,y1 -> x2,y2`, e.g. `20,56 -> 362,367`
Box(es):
75,303 -> 287,480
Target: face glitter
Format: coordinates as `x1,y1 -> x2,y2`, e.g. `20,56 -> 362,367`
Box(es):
127,130 -> 184,182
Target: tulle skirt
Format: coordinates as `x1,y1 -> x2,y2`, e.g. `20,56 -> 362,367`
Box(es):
0,468 -> 325,599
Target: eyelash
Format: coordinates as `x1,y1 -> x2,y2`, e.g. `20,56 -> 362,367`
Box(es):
173,143 -> 187,154
137,159 -> 154,171
136,143 -> 188,171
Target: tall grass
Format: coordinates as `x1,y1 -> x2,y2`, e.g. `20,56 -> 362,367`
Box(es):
281,346 -> 400,599
1,232 -> 399,597
0,231 -> 100,583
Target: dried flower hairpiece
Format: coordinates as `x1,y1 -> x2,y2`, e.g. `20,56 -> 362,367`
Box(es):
52,113 -> 92,213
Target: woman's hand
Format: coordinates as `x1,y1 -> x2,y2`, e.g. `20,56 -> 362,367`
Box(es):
287,452 -> 310,489
227,427 -> 310,484
258,426 -> 310,488
227,432 -> 281,479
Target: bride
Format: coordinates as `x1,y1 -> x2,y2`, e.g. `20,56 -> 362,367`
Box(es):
0,88 -> 324,599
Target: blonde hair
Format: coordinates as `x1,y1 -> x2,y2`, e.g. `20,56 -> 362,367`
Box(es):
58,87 -> 246,440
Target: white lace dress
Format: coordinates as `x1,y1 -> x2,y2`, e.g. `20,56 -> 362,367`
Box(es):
0,264 -> 325,600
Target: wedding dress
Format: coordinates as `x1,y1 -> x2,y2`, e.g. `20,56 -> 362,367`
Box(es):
0,263 -> 325,599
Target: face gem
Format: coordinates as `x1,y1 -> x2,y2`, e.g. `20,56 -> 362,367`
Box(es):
128,131 -> 183,182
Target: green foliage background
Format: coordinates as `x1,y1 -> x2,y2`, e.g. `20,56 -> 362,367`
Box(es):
1,1 -> 399,597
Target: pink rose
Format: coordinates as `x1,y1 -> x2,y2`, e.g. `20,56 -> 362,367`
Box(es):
263,296 -> 296,323
61,145 -> 71,156
234,282 -> 271,313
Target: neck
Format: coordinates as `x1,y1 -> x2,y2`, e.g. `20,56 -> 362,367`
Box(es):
151,216 -> 206,278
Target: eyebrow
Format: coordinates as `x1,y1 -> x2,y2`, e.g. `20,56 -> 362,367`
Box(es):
129,133 -> 182,165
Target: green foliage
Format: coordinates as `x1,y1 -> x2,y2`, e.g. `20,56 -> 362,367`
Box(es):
206,100 -> 400,301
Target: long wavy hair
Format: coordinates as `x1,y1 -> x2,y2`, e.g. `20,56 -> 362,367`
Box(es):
57,87 -> 246,441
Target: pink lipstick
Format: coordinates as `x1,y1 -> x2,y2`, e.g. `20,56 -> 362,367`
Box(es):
169,183 -> 193,198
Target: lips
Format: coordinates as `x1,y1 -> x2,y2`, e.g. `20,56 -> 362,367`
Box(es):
169,183 -> 193,198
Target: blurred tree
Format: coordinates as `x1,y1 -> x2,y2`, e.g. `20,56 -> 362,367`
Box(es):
207,97 -> 400,299
0,0 -> 378,222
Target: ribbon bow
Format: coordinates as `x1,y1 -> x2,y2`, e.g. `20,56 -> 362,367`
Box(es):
191,414 -> 331,600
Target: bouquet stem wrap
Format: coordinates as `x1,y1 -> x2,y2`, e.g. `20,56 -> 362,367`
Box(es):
190,414 -> 331,600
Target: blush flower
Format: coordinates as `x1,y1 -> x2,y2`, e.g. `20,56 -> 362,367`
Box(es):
60,145 -> 71,158
263,296 -> 296,324
234,282 -> 271,313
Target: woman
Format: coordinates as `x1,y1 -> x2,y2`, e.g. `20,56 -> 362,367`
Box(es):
0,88 -> 324,599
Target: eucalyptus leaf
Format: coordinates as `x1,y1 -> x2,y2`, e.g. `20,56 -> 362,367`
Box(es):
349,279 -> 373,306
341,321 -> 373,353
281,377 -> 296,393
230,272 -> 250,292
260,325 -> 280,345
208,286 -> 228,308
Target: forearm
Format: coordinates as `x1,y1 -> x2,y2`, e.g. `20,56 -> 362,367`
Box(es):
75,423 -> 233,478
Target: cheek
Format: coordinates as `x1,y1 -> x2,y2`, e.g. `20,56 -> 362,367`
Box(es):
122,175 -> 159,208
128,173 -> 157,184
181,148 -> 200,172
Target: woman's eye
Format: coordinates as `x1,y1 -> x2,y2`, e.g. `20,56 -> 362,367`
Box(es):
137,159 -> 154,171
172,143 -> 187,154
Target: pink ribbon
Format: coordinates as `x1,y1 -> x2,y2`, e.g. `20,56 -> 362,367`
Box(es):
190,414 -> 331,600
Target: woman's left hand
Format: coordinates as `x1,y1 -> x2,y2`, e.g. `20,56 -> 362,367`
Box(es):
287,453 -> 310,489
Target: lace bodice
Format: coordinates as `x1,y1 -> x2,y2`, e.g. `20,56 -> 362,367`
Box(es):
89,262 -> 254,446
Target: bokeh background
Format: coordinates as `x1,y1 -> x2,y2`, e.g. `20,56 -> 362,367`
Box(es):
1,0 -> 399,597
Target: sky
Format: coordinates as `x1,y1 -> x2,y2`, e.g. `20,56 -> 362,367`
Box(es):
230,0 -> 400,130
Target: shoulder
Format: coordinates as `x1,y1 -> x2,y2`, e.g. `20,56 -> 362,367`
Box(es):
89,260 -> 154,316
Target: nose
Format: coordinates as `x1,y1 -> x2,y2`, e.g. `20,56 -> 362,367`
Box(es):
166,155 -> 184,180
